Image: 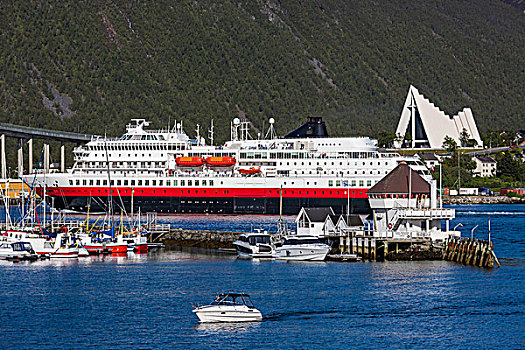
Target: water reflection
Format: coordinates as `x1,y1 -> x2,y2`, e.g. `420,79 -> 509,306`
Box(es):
193,321 -> 261,334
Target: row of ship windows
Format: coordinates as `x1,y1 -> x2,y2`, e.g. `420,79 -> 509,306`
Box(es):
64,188 -> 365,196
76,161 -> 166,168
87,143 -> 185,151
278,170 -> 387,176
68,178 -> 375,188
240,152 -> 376,159
280,161 -> 390,167
70,179 -> 216,187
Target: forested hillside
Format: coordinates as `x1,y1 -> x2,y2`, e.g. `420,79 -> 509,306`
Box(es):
1,0 -> 524,142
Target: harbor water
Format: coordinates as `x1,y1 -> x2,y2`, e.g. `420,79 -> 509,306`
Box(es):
0,204 -> 523,349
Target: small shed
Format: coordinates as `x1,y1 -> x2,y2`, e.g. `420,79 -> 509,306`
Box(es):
296,207 -> 334,236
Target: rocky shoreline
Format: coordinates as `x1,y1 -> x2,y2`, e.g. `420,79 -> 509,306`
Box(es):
443,195 -> 525,205
161,229 -> 244,249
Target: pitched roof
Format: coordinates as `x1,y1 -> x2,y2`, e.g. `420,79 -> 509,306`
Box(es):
304,207 -> 334,222
475,156 -> 497,164
327,214 -> 339,224
367,163 -> 430,194
417,153 -> 439,161
338,214 -> 364,227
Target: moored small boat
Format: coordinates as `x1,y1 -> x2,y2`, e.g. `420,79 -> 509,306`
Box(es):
274,235 -> 331,261
0,241 -> 38,260
233,232 -> 274,258
50,244 -> 79,259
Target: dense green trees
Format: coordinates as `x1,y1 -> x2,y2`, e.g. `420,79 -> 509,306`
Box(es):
434,149 -> 525,190
0,0 -> 523,143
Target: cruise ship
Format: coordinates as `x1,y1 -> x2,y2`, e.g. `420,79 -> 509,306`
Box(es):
27,117 -> 430,215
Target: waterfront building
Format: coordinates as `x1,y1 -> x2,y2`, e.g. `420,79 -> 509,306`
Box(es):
296,207 -> 334,236
394,85 -> 483,150
321,213 -> 364,237
472,156 -> 497,177
416,153 -> 440,171
367,163 -> 458,241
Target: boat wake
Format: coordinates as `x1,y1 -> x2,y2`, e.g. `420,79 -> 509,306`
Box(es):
264,309 -> 342,321
193,322 -> 260,333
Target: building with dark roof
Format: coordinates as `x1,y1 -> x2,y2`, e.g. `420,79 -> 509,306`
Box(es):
368,163 -> 430,196
473,156 -> 497,177
296,207 -> 335,236
416,153 -> 440,170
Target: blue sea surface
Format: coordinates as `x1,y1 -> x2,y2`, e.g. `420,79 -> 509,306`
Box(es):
0,204 -> 523,349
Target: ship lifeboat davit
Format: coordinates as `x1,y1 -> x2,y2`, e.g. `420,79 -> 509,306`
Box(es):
238,167 -> 261,175
205,156 -> 236,167
175,156 -> 205,167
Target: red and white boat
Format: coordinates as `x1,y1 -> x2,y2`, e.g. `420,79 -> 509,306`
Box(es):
77,232 -> 128,255
50,245 -> 79,259
27,118 -> 432,215
124,233 -> 149,253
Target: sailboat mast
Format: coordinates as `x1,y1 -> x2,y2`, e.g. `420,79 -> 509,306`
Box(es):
104,141 -> 114,232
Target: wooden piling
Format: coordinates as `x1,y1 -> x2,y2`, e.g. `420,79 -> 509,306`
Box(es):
442,236 -> 497,268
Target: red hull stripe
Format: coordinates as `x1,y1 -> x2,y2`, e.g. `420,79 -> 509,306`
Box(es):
41,187 -> 369,199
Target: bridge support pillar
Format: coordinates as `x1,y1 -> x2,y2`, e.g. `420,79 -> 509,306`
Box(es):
44,142 -> 50,173
17,139 -> 23,178
60,143 -> 65,173
1,134 -> 5,179
28,139 -> 33,174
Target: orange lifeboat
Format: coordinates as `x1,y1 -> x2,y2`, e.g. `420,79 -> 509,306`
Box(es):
175,156 -> 205,167
205,156 -> 236,167
238,167 -> 261,175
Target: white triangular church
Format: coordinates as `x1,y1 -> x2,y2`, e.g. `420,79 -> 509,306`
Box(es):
393,86 -> 483,149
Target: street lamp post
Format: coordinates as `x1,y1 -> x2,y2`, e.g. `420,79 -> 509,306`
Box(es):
453,223 -> 463,231
471,225 -> 479,239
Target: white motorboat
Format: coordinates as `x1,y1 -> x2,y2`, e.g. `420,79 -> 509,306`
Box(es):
0,241 -> 38,260
274,235 -> 331,261
193,293 -> 263,323
50,244 -> 79,259
233,232 -> 274,258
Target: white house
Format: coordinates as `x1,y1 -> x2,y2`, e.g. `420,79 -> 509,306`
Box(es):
296,207 -> 334,236
417,153 -> 440,171
322,214 -> 365,237
472,156 -> 497,177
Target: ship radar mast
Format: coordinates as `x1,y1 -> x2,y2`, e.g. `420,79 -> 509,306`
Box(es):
265,118 -> 277,139
230,117 -> 253,141
195,124 -> 201,146
208,119 -> 214,146
231,118 -> 240,141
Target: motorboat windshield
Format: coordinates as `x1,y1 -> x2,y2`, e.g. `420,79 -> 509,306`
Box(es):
248,236 -> 271,245
212,293 -> 255,308
238,234 -> 271,245
282,237 -> 323,246
11,242 -> 33,252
